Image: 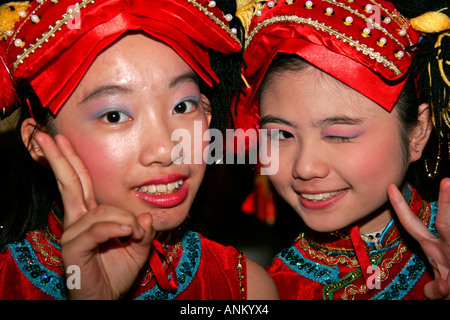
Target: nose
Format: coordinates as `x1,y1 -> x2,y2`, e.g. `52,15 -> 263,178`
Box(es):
292,141 -> 330,181
138,117 -> 180,167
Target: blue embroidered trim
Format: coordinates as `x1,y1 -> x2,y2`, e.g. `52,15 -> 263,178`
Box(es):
7,239 -> 67,300
429,201 -> 438,237
277,245 -> 340,285
370,253 -> 426,300
135,230 -> 201,300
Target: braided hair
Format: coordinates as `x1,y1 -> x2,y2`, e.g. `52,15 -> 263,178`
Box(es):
392,0 -> 450,137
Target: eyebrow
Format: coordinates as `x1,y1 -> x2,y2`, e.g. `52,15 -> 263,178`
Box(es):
313,116 -> 364,127
260,115 -> 296,127
169,72 -> 199,89
260,115 -> 364,128
80,85 -> 132,105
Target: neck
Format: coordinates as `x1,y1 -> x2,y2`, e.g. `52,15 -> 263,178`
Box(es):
356,182 -> 409,234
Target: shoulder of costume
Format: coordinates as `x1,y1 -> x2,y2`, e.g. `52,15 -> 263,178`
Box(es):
4,229 -> 66,299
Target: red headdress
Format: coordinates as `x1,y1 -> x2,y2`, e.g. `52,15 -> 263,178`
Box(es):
0,0 -> 242,117
233,0 -> 421,136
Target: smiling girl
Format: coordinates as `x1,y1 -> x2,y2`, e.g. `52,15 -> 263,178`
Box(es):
233,0 -> 450,300
0,0 -> 278,300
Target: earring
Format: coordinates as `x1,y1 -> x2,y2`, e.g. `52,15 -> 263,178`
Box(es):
424,135 -> 443,178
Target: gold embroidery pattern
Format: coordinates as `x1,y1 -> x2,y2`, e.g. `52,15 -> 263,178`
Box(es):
297,233 -> 360,268
135,241 -> 182,287
12,0 -> 94,70
30,231 -> 63,271
245,15 -> 402,75
236,250 -> 246,299
339,243 -> 408,300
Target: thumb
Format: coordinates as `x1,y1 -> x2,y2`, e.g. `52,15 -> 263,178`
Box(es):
128,212 -> 155,256
423,279 -> 449,300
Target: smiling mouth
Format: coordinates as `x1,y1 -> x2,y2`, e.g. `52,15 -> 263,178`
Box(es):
134,179 -> 184,195
300,190 -> 346,202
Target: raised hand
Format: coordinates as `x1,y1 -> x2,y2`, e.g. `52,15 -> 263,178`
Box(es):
388,178 -> 450,300
34,132 -> 155,300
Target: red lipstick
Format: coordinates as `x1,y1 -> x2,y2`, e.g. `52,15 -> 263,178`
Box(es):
134,174 -> 188,208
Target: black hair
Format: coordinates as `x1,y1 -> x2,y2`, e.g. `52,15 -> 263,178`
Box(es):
391,0 -> 450,134
0,80 -> 59,249
205,0 -> 245,130
391,0 -> 450,193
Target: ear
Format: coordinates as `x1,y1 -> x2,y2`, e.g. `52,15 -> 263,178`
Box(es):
408,103 -> 433,162
201,94 -> 212,127
21,118 -> 46,163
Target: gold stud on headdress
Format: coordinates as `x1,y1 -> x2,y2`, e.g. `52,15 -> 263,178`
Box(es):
0,1 -> 31,41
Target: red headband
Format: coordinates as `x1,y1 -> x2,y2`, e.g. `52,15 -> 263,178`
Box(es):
233,0 -> 421,134
0,0 -> 241,116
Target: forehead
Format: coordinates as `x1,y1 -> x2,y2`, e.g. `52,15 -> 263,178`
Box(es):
78,33 -> 193,89
260,65 -> 394,122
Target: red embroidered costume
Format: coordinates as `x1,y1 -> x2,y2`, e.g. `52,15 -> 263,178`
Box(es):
267,185 -> 437,300
0,207 -> 246,300
0,0 -> 247,299
231,0 -> 447,300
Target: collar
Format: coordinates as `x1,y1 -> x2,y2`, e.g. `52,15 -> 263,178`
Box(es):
46,203 -> 182,290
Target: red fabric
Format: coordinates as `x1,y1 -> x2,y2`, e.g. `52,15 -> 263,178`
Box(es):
0,247 -> 54,300
1,0 -> 241,116
0,211 -> 246,300
267,186 -> 435,300
0,45 -> 16,114
233,0 -> 421,137
349,225 -> 371,290
175,237 -> 246,300
149,239 -> 178,290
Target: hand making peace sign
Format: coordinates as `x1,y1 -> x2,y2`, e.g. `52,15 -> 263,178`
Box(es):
388,178 -> 450,300
34,132 -> 155,300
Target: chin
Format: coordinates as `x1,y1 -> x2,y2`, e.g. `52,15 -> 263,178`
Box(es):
151,210 -> 190,232
301,215 -> 352,233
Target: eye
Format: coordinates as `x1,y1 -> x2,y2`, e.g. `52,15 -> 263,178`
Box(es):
101,111 -> 131,124
325,136 -> 352,143
323,132 -> 363,143
266,129 -> 294,140
173,100 -> 197,114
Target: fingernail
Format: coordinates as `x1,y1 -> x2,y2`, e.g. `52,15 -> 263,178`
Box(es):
121,224 -> 132,231
138,225 -> 144,237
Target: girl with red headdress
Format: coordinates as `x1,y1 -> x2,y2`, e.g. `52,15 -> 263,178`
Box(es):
0,0 -> 278,300
234,0 -> 450,300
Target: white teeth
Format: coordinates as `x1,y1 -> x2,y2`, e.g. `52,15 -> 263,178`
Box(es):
157,184 -> 167,193
136,179 -> 183,195
301,190 -> 344,202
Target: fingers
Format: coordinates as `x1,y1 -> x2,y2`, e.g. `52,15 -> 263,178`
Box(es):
62,221 -> 137,259
127,212 -> 156,254
34,132 -> 96,227
55,135 -> 97,212
423,279 -> 449,300
436,178 -> 450,243
387,184 -> 433,243
61,205 -> 145,245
